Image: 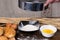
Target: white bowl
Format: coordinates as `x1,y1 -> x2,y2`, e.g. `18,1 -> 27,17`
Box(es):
40,25 -> 57,37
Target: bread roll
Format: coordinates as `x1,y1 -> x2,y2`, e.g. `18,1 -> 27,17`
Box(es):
0,36 -> 8,40
11,24 -> 17,29
4,27 -> 16,38
0,27 -> 4,36
6,23 -> 12,27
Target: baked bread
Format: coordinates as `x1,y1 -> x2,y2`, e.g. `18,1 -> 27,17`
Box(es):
4,26 -> 16,38
11,24 -> 17,29
6,23 -> 17,29
0,27 -> 4,36
0,36 -> 8,40
6,23 -> 12,27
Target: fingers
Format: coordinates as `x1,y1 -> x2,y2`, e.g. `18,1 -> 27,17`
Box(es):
55,0 -> 60,2
44,0 -> 54,7
44,0 -> 60,7
44,0 -> 49,7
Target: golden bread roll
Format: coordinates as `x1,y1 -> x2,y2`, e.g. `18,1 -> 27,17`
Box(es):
4,27 -> 16,38
11,24 -> 17,29
0,36 -> 8,40
6,23 -> 12,27
0,27 -> 4,36
9,37 -> 16,40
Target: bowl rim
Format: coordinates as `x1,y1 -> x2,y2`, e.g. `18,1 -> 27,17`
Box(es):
40,25 -> 57,33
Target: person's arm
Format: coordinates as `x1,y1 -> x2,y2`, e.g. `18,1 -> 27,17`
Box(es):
44,0 -> 60,6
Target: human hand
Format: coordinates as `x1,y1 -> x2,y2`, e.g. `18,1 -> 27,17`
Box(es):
44,0 -> 60,6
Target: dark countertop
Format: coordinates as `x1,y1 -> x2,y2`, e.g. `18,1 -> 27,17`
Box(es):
16,30 -> 60,40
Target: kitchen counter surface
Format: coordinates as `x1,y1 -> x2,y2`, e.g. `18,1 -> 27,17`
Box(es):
0,17 -> 60,30
0,17 -> 60,40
